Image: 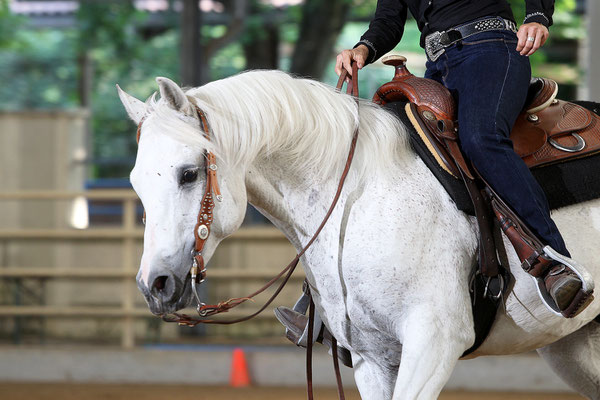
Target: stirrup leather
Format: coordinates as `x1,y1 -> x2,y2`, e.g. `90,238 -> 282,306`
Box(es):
488,184 -> 594,317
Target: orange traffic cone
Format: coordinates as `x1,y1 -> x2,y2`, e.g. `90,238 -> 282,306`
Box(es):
230,347 -> 251,387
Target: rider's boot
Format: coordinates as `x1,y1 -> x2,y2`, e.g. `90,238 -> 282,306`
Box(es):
537,246 -> 595,318
490,193 -> 595,318
545,265 -> 582,310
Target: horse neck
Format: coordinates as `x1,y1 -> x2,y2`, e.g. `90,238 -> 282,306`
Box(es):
243,154 -> 341,249
243,149 -> 425,253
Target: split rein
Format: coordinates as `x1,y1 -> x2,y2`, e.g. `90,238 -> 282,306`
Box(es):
136,63 -> 360,399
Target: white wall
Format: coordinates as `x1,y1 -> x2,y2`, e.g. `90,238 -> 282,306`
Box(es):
0,110 -> 89,229
585,0 -> 600,100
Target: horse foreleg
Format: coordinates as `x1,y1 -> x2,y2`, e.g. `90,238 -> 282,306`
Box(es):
352,353 -> 397,400
537,320 -> 600,400
392,308 -> 474,400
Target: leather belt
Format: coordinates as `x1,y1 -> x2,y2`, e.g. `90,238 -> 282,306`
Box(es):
425,16 -> 518,62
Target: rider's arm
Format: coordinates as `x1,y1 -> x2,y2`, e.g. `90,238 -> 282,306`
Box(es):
523,0 -> 554,27
517,0 -> 554,56
354,0 -> 407,65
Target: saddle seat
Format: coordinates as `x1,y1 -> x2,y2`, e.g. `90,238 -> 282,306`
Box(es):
373,55 -> 600,177
525,76 -> 559,114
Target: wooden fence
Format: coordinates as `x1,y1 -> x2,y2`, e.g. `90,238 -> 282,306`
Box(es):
0,190 -> 304,348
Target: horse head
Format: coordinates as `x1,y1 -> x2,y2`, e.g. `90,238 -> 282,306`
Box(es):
117,78 -> 248,315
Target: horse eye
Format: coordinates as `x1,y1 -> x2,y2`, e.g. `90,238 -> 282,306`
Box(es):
181,169 -> 198,184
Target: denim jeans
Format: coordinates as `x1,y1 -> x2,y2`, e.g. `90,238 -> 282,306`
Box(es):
425,29 -> 569,256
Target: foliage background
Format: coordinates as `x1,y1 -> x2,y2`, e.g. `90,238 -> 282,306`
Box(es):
0,0 -> 585,179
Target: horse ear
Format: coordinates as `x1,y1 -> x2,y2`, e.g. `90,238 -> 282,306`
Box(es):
156,77 -> 194,115
116,84 -> 146,124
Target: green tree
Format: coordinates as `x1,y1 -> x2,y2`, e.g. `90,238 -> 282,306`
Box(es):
0,0 -> 24,49
290,0 -> 352,79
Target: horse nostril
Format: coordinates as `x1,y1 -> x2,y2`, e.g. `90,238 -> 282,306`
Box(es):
153,275 -> 169,291
147,271 -> 178,302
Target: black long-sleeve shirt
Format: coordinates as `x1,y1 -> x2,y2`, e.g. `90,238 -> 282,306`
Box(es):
357,0 -> 555,64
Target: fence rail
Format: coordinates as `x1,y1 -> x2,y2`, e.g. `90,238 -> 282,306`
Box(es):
0,190 -> 301,348
0,267 -> 301,280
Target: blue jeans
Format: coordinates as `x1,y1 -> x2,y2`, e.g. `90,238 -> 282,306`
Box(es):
425,29 -> 569,256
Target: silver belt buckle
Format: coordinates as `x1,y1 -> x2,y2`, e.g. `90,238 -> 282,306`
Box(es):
425,31 -> 445,62
504,18 -> 518,34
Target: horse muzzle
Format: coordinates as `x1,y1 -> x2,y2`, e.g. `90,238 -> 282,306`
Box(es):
137,269 -> 192,315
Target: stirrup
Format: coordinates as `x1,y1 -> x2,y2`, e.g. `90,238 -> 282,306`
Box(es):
534,246 -> 595,318
274,305 -> 323,347
274,280 -> 323,347
274,305 -> 353,368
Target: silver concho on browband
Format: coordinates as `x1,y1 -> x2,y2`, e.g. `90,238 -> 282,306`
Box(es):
197,224 -> 209,240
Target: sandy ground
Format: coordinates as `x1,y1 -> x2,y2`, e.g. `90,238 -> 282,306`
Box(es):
0,383 -> 585,400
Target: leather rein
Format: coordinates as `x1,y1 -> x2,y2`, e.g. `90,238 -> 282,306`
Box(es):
136,63 -> 359,399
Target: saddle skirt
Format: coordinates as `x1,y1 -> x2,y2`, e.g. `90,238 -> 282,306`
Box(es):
513,99 -> 600,167
375,55 -> 600,214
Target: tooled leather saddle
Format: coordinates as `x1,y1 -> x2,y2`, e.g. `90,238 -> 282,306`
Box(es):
372,55 -> 599,351
374,55 -> 600,178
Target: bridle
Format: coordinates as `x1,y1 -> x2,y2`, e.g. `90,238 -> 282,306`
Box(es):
189,110 -> 222,315
135,64 -> 359,399
136,105 -> 232,318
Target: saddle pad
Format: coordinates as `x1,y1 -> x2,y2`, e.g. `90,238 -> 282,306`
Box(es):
385,101 -> 600,216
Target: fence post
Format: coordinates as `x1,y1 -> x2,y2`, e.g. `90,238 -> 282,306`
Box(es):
122,197 -> 136,349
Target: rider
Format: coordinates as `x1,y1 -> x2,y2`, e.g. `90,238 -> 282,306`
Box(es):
276,0 -> 592,358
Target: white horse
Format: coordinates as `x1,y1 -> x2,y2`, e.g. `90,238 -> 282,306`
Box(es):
118,70 -> 600,400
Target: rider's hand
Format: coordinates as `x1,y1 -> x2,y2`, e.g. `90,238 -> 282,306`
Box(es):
335,45 -> 369,78
516,22 -> 549,57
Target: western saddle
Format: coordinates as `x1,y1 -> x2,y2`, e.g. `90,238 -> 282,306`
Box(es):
374,55 -> 597,319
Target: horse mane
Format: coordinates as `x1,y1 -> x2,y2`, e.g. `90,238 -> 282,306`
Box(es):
146,70 -> 410,182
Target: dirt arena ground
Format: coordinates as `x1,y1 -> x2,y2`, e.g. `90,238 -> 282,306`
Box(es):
0,383 -> 585,400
